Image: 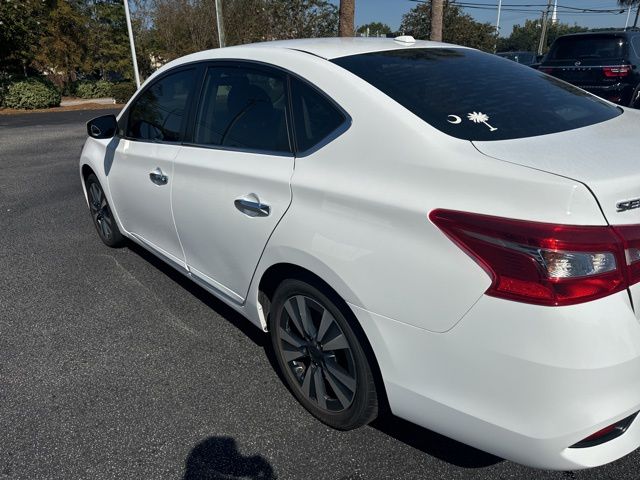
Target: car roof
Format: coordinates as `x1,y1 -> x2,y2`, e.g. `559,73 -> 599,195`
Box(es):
555,30 -> 635,39
151,37 -> 466,83
250,37 -> 461,60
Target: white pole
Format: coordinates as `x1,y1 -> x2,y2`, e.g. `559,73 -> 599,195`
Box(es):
625,7 -> 632,29
215,0 -> 226,48
123,0 -> 140,88
494,0 -> 502,52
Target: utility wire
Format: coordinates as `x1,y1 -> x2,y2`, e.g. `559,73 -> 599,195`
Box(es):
454,1 -> 626,12
411,0 -> 628,14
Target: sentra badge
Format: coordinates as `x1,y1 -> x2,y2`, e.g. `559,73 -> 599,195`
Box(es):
616,198 -> 640,212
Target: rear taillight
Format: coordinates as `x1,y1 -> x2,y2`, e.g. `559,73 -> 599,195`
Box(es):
540,67 -> 554,74
429,209 -> 640,306
603,65 -> 631,77
614,224 -> 640,285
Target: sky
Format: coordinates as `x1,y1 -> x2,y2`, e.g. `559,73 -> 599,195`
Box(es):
327,1 -> 638,37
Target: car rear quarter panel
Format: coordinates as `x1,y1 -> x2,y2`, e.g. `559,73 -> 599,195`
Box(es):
255,58 -> 607,333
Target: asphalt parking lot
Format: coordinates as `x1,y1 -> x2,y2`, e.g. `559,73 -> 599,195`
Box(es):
1,109 -> 637,479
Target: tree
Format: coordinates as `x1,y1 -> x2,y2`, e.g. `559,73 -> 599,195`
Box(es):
86,0 -> 133,80
146,0 -> 338,65
3,0 -> 141,84
431,0 -> 443,42
618,0 -> 640,28
356,22 -> 391,37
32,0 -> 88,86
497,19 -> 587,53
400,2 -> 495,52
0,0 -> 52,75
338,0 -> 354,37
265,0 -> 338,40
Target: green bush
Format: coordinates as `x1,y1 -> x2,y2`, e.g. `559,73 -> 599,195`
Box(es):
3,78 -> 61,109
76,80 -> 115,99
75,81 -> 96,98
94,80 -> 113,98
111,82 -> 136,104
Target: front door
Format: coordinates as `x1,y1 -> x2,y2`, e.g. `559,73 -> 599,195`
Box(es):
108,67 -> 198,267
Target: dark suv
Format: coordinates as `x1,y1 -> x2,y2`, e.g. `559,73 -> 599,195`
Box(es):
539,30 -> 640,108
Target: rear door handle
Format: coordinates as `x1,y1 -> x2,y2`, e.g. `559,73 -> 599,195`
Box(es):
149,167 -> 168,185
234,194 -> 270,217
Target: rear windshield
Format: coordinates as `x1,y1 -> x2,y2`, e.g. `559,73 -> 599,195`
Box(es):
547,35 -> 627,61
332,48 -> 621,141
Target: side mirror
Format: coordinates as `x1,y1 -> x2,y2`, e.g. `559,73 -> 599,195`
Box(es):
87,114 -> 117,139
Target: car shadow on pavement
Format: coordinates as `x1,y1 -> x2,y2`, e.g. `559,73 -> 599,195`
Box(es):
371,415 -> 503,469
184,436 -> 276,480
128,241 -> 502,471
127,241 -> 269,348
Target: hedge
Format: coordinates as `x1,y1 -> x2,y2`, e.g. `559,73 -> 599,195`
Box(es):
76,80 -> 113,99
111,82 -> 137,104
3,78 -> 61,109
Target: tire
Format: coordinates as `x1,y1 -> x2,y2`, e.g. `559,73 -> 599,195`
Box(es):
85,173 -> 125,247
269,278 -> 378,430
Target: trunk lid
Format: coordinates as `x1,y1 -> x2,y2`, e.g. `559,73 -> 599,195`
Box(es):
474,109 -> 640,316
472,108 -> 640,226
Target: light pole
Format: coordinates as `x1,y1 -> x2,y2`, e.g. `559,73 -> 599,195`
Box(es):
494,0 -> 502,53
123,0 -> 140,89
625,6 -> 632,29
215,0 -> 226,48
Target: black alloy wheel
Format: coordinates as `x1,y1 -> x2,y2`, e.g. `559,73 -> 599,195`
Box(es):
270,279 -> 378,430
86,173 -> 124,247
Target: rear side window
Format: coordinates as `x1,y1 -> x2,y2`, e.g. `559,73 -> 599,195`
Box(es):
290,78 -> 345,153
333,48 -> 621,141
193,66 -> 290,153
547,35 -> 627,61
127,69 -> 195,142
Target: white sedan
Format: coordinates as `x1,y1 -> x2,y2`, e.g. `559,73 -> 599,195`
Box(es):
79,37 -> 640,470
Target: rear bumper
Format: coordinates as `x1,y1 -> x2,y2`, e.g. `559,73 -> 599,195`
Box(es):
350,290 -> 640,469
579,83 -> 634,104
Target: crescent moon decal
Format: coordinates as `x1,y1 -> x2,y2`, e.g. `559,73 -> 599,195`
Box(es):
447,115 -> 462,124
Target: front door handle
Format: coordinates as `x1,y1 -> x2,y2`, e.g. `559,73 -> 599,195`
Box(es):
149,167 -> 168,186
234,194 -> 270,217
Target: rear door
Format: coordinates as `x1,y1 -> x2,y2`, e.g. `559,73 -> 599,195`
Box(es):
171,62 -> 294,303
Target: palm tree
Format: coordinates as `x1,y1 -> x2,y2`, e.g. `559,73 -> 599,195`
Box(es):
619,0 -> 640,28
431,0 -> 444,41
338,0 -> 355,37
467,112 -> 498,132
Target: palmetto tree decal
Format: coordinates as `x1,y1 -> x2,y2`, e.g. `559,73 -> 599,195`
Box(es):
467,112 -> 498,132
